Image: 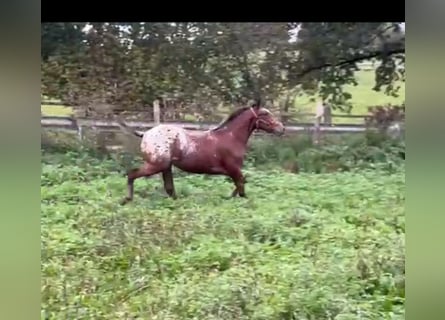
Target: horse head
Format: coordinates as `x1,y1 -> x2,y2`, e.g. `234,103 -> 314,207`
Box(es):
250,102 -> 285,136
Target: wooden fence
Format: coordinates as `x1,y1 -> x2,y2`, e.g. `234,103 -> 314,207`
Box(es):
41,98 -> 404,149
41,100 -> 368,121
41,115 -> 370,139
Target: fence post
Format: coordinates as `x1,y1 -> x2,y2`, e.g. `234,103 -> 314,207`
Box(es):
313,117 -> 321,144
71,118 -> 83,141
323,105 -> 332,126
153,99 -> 161,125
152,99 -> 164,184
313,100 -> 324,144
78,126 -> 83,141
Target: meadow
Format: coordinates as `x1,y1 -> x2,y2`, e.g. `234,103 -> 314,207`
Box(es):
41,68 -> 405,123
41,147 -> 405,319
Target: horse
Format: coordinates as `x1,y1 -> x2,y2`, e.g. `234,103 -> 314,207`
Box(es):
117,102 -> 285,204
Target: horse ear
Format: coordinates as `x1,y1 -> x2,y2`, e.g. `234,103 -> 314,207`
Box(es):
251,99 -> 261,109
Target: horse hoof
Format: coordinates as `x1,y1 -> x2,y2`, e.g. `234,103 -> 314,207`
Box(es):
225,194 -> 247,199
120,197 -> 131,205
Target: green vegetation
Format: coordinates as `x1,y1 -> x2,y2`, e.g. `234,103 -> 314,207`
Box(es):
41,68 -> 405,122
41,104 -> 73,116
41,132 -> 405,319
42,23 -> 405,120
293,69 -> 405,118
338,69 -> 405,113
41,23 -> 405,318
247,131 -> 405,174
41,95 -> 73,116
41,127 -> 405,176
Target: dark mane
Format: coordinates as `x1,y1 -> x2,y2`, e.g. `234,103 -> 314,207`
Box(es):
211,106 -> 250,131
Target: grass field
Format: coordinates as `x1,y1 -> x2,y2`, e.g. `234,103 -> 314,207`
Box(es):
41,69 -> 405,122
41,151 -> 405,319
293,69 -> 405,115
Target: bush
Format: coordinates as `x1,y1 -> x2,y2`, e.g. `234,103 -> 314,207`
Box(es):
42,129 -> 405,174
247,131 -> 405,173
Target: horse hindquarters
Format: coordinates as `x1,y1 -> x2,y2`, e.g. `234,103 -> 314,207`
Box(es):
119,124 -> 193,204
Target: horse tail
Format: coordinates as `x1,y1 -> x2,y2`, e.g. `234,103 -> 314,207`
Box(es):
115,117 -> 144,138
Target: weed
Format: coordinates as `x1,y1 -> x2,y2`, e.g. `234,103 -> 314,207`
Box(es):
41,150 -> 405,319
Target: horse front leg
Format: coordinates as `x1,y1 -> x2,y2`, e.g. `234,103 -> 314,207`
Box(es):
230,175 -> 248,197
226,167 -> 247,198
220,157 -> 247,198
162,167 -> 177,199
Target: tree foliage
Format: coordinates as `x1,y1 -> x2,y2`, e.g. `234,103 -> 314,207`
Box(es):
41,22 -> 405,115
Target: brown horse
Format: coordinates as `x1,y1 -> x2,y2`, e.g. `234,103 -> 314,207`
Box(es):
117,102 -> 285,204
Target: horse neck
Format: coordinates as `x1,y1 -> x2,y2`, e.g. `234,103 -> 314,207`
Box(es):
221,112 -> 256,145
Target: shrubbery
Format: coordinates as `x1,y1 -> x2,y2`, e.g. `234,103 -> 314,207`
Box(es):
247,131 -> 404,173
42,129 -> 405,174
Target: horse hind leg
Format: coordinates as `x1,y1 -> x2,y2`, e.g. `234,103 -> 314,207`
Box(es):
120,162 -> 165,205
162,167 -> 177,199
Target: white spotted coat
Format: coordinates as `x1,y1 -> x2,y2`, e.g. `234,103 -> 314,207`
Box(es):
140,124 -> 197,162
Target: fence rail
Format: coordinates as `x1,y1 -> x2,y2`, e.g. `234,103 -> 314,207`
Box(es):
41,100 -> 369,121
41,116 -> 370,138
41,98 -> 404,149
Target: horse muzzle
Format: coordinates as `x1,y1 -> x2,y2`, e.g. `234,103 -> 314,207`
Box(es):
273,125 -> 285,136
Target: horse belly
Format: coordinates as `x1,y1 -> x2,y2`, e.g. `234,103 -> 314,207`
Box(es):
173,156 -> 224,174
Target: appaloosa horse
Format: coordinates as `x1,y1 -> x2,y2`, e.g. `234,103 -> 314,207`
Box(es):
117,102 -> 285,204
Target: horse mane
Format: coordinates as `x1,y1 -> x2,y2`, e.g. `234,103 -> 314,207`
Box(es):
211,106 -> 251,131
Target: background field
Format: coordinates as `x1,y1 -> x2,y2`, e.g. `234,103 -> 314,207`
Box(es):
41,68 -> 405,122
41,149 -> 405,319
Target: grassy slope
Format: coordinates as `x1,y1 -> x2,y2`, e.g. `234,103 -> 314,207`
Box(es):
41,151 -> 405,319
293,69 -> 405,124
41,68 -> 405,122
41,95 -> 73,116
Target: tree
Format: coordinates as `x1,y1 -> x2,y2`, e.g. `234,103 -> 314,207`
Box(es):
41,22 -> 405,117
288,22 -> 405,111
41,23 -> 86,61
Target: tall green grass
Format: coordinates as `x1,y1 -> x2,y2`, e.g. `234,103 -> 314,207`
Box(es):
41,146 -> 405,319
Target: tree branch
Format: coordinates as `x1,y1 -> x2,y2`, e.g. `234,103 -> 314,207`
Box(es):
226,24 -> 262,102
296,47 -> 405,79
